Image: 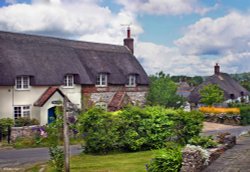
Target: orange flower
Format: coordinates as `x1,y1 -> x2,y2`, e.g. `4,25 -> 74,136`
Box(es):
199,107 -> 240,114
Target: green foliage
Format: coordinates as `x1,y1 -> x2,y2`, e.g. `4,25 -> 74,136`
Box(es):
14,117 -> 39,127
78,106 -> 204,154
147,72 -> 185,108
78,108 -> 120,154
119,106 -> 175,151
170,110 -> 204,144
47,106 -> 64,171
188,136 -> 218,148
239,106 -> 250,125
199,84 -> 224,106
49,146 -> 64,172
146,145 -> 182,172
171,75 -> 203,86
0,118 -> 14,136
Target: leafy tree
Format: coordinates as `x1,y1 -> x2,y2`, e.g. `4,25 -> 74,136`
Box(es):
147,72 -> 184,108
199,84 -> 224,106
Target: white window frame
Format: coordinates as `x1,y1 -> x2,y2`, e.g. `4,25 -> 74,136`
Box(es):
126,75 -> 137,87
15,76 -> 30,90
95,102 -> 108,110
14,105 -> 31,119
63,75 -> 74,88
96,73 -> 108,87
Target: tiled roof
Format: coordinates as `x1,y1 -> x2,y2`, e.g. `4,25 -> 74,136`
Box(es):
34,87 -> 64,107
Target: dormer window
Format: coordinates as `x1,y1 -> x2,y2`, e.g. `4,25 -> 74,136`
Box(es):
127,75 -> 136,87
15,76 -> 30,90
64,75 -> 74,88
96,73 -> 107,87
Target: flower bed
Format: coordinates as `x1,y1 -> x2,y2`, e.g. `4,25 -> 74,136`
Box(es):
199,107 -> 240,114
199,107 -> 241,125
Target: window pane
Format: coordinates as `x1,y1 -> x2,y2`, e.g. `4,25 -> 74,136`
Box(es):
16,77 -> 22,89
23,77 -> 29,88
14,107 -> 21,119
64,76 -> 68,86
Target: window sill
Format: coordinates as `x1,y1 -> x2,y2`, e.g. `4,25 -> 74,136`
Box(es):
15,88 -> 30,91
62,86 -> 75,89
125,85 -> 136,88
95,85 -> 108,88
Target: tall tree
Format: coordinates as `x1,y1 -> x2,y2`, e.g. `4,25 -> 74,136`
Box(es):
199,84 -> 224,106
147,72 -> 184,108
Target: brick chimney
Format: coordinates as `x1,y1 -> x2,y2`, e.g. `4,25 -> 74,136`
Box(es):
214,63 -> 220,75
123,27 -> 134,54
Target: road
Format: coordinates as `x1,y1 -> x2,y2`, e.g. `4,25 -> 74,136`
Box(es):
0,145 -> 82,168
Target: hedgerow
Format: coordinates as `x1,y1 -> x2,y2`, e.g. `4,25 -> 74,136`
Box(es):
78,106 -> 204,154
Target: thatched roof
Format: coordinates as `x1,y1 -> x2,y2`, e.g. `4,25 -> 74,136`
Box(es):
189,73 -> 249,103
0,31 -> 149,86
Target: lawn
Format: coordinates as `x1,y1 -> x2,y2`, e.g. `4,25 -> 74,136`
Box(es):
28,150 -> 157,172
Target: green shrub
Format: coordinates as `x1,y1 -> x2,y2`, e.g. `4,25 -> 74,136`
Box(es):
168,110 -> 204,145
146,144 -> 182,172
118,106 -> 175,151
240,106 -> 250,125
78,108 -> 120,154
78,106 -> 204,154
188,136 -> 218,148
0,118 -> 14,136
15,117 -> 39,127
49,146 -> 64,172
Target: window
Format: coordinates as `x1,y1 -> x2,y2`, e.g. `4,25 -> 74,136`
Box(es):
15,76 -> 30,90
127,75 -> 136,87
96,73 -> 107,87
14,106 -> 30,119
64,75 -> 74,88
95,102 -> 107,110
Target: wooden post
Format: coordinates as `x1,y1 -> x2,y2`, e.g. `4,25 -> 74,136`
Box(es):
0,127 -> 2,142
63,97 -> 70,172
7,126 -> 11,144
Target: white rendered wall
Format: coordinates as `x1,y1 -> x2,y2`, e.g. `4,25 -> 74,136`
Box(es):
0,84 -> 82,125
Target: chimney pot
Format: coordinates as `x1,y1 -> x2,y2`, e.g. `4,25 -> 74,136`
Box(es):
214,63 -> 220,75
123,26 -> 134,54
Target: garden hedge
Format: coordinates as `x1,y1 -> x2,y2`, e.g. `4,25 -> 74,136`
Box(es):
78,106 -> 204,154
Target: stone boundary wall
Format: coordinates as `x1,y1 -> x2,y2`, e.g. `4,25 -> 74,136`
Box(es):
11,125 -> 40,141
181,134 -> 236,172
204,113 -> 241,125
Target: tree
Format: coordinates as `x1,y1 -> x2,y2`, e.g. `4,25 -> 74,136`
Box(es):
199,84 -> 224,106
147,71 -> 184,108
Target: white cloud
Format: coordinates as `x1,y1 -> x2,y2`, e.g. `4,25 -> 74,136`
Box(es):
0,0 -> 142,44
115,0 -> 216,15
135,42 -> 215,76
175,12 -> 250,56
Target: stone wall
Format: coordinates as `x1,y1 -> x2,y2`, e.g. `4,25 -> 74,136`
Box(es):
181,134 -> 236,172
11,125 -> 39,141
204,113 -> 241,125
82,85 -> 148,110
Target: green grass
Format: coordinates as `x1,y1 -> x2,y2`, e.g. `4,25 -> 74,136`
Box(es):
30,150 -> 158,172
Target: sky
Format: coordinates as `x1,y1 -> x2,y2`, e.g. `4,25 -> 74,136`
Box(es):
0,0 -> 250,76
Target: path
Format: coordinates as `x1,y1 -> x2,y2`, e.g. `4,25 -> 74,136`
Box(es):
202,122 -> 250,172
203,134 -> 250,172
202,122 -> 250,137
0,145 -> 81,168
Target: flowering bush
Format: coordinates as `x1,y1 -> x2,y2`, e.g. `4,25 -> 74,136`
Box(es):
199,107 -> 240,114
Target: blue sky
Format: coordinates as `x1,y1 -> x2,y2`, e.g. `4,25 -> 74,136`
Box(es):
0,0 -> 250,76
